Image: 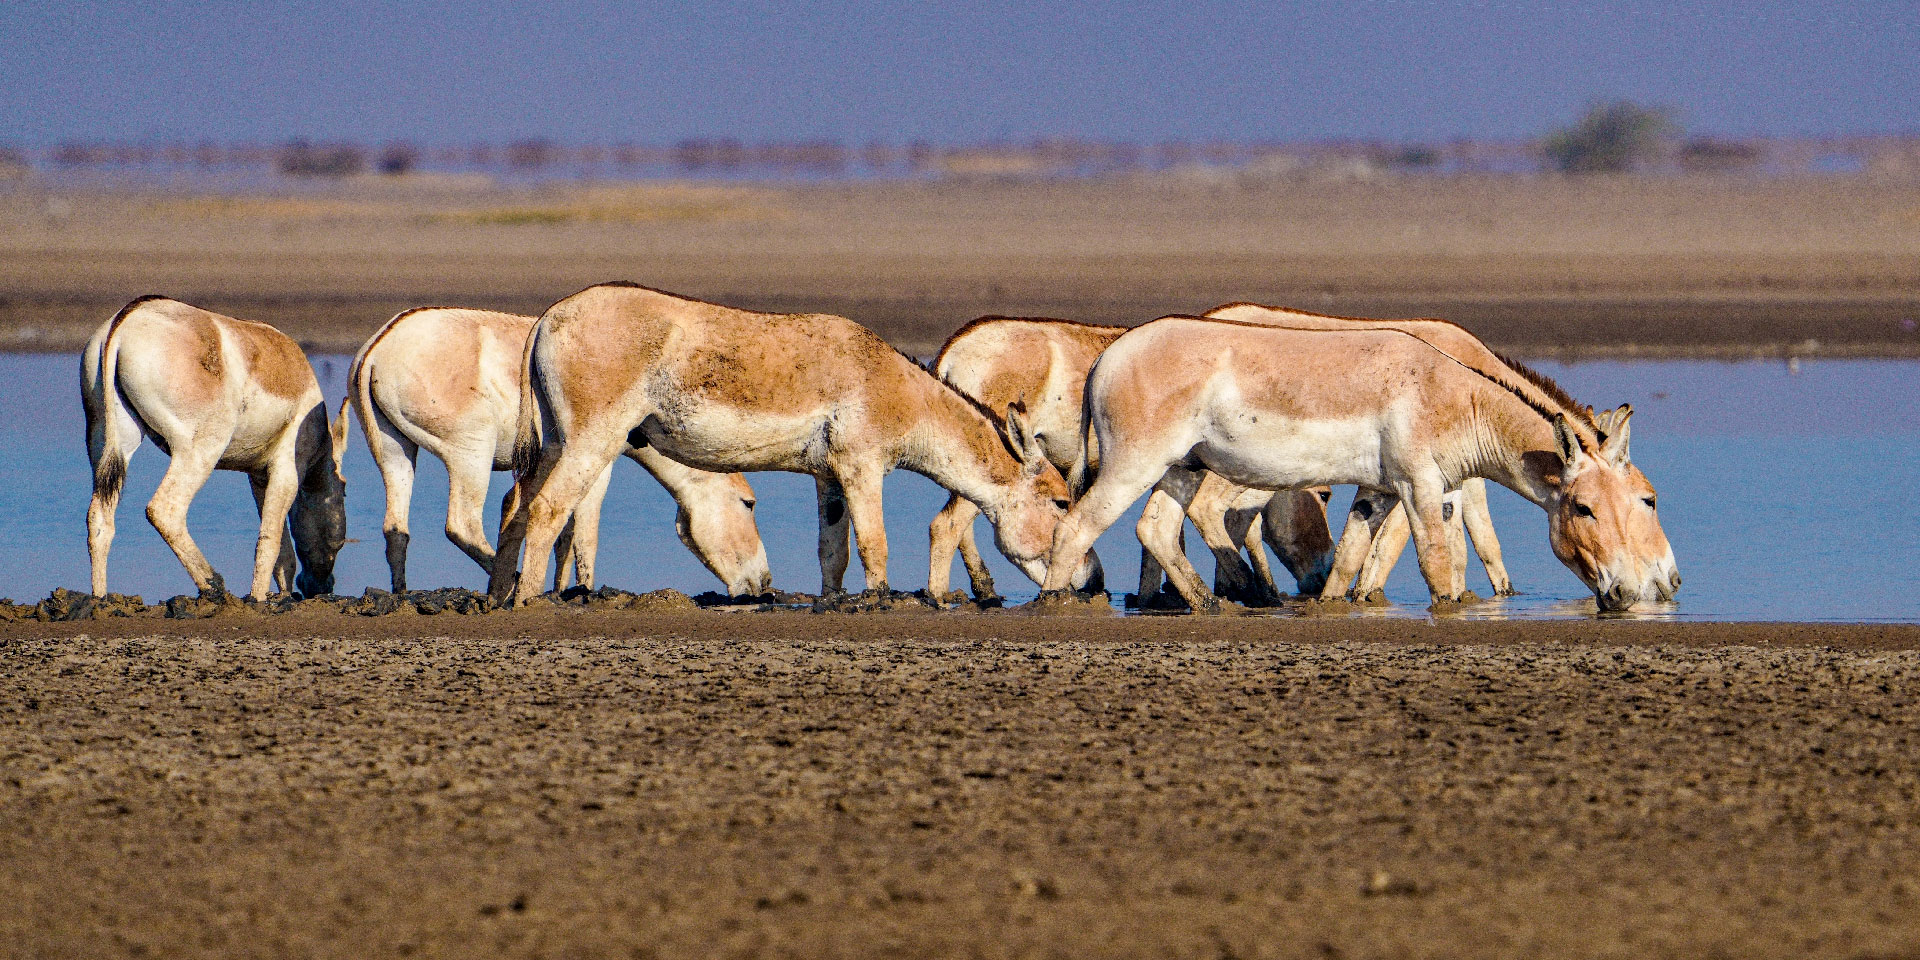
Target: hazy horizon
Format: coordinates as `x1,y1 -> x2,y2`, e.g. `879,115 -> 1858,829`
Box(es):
4,1 -> 1916,148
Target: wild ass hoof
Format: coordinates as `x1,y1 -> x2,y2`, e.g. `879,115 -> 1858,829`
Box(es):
197,576 -> 229,603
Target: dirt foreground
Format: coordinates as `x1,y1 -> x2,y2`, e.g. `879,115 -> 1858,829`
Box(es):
4,611 -> 1918,959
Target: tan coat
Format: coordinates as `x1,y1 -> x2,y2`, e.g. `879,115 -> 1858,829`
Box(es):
83,297 -> 347,600
346,307 -> 770,595
489,284 -> 1080,603
1041,316 -> 1679,611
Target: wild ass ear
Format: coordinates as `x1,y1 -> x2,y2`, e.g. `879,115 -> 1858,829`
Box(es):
1005,403 -> 1044,476
1598,404 -> 1632,467
1552,413 -> 1586,475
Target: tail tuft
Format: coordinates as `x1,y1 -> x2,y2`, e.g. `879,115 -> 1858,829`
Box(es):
95,452 -> 126,500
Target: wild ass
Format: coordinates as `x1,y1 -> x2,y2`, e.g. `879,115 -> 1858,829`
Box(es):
1200,302 -> 1533,598
346,307 -> 771,595
488,284 -> 1084,604
1039,315 -> 1679,612
928,316 -> 1334,603
83,296 -> 347,600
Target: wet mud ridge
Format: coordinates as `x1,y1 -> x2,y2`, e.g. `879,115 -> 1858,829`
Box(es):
3,611 -> 1918,958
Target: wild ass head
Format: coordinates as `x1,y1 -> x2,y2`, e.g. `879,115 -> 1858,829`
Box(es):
990,404 -> 1096,589
1536,407 -> 1679,611
292,403 -> 351,596
673,473 -> 774,596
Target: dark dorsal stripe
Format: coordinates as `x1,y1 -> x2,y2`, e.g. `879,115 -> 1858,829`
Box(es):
1210,301 -> 1600,433
1162,314 -> 1598,454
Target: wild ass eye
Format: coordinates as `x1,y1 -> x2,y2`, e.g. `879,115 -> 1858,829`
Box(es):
1642,497 -> 1656,510
1573,502 -> 1594,519
742,498 -> 756,511
1051,498 -> 1071,510
1317,490 -> 1332,503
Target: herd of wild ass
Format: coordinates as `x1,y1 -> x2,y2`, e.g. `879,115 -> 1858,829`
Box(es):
82,285 -> 1680,613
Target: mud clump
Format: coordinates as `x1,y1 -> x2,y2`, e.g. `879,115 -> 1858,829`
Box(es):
163,592 -> 255,620
554,585 -> 697,612
1018,590 -> 1118,617
693,589 -> 817,609
339,588 -> 494,616
0,589 -> 152,622
810,590 -> 938,614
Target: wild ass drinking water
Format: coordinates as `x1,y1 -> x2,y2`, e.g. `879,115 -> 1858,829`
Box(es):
83,296 -> 347,600
345,307 -> 771,595
487,283 -> 1086,605
927,316 -> 1334,603
1039,315 -> 1680,612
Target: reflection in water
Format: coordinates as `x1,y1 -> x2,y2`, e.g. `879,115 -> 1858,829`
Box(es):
2,354 -> 1916,622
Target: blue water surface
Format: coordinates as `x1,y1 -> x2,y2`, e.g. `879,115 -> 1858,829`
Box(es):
3,354 -> 1915,622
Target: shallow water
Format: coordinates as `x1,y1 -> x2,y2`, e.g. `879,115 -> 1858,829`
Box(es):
5,354 -> 1915,622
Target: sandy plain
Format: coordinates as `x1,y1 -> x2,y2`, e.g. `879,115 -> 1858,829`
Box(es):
3,172 -> 1918,358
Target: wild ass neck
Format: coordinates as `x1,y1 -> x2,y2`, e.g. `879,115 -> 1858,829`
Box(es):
1452,378 -> 1586,507
898,380 -> 1029,515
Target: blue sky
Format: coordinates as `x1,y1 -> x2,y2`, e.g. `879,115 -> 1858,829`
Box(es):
3,1 -> 1915,145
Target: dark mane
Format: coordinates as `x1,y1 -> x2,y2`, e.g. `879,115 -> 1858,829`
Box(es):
1492,350 -> 1596,430
1161,315 -> 1597,452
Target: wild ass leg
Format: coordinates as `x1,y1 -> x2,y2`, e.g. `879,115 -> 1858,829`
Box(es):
442,448 -> 499,579
1396,477 -> 1460,605
1322,490 -> 1393,600
1357,491 -> 1468,598
1043,452 -> 1173,595
145,446 -> 227,597
815,475 -> 851,595
558,461 -> 616,591
86,435 -> 139,598
1226,491 -> 1281,599
1461,478 -> 1514,595
1136,469 -> 1225,613
511,439 -> 623,605
1187,473 -> 1274,606
247,448 -> 301,600
838,465 -> 890,593
928,493 -> 994,599
365,407 -> 419,592
249,471 -> 297,594
1356,501 -> 1411,596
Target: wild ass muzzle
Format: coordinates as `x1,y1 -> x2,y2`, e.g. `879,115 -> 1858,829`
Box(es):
487,283 -> 1087,605
83,297 -> 347,600
1039,315 -> 1680,612
344,307 -> 771,595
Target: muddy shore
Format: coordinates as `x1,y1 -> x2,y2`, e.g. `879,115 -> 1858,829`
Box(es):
4,174 -> 1918,358
5,612 -> 1919,958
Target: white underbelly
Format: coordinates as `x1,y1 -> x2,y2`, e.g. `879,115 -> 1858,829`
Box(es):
640,404 -> 825,473
1194,413 -> 1388,490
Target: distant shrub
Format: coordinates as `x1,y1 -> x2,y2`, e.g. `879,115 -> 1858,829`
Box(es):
277,140 -> 366,178
1542,101 -> 1677,173
376,142 -> 420,175
1678,137 -> 1763,173
1383,145 -> 1440,169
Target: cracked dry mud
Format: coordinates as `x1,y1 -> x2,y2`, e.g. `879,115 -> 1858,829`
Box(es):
3,613 -> 1918,959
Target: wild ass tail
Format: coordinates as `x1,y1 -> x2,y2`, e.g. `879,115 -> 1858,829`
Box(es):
88,297 -> 162,500
341,308 -> 414,455
510,315 -> 546,478
1065,355 -> 1100,497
